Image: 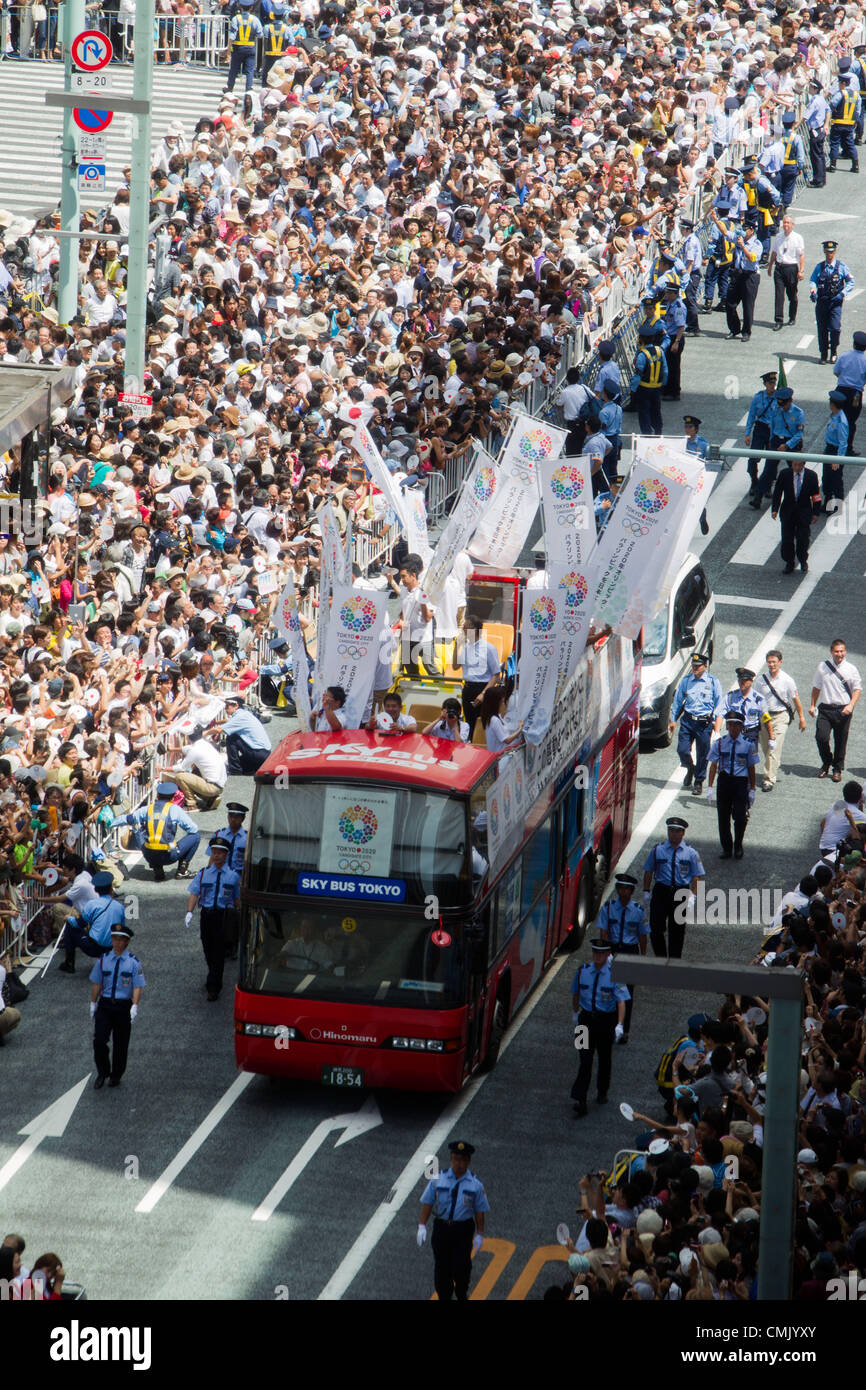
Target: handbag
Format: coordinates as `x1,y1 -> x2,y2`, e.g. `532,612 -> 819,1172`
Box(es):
32,4 -> 48,19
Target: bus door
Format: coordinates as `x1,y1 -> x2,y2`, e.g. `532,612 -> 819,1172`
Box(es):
463,901 -> 493,1071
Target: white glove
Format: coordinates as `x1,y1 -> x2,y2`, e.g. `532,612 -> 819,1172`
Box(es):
705,785 -> 715,804
768,739 -> 776,750
417,1224 -> 427,1247
185,911 -> 193,928
472,1233 -> 484,1254
643,890 -> 651,907
130,1004 -> 138,1022
614,1023 -> 624,1042
90,1001 -> 97,1018
748,789 -> 756,806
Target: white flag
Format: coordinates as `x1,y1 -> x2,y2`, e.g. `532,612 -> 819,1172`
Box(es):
404,486 -> 432,565
470,413 -> 568,567
592,463 -> 693,639
351,422 -> 409,532
424,445 -> 498,605
319,584 -> 391,730
537,453 -> 596,569
274,572 -> 312,732
319,500 -> 350,585
517,580 -> 563,744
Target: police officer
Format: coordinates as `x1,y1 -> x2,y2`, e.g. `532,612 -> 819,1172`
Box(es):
723,211 -> 762,341
569,939 -> 629,1116
112,780 -> 201,882
706,712 -> 759,860
58,871 -> 125,974
828,62 -> 860,173
225,2 -> 263,93
185,836 -> 241,1001
702,205 -> 738,313
417,1140 -> 489,1300
805,79 -> 831,187
832,330 -> 866,454
661,281 -> 686,401
597,874 -> 649,1041
215,801 -> 248,958
261,7 -> 292,86
259,637 -> 294,709
741,160 -> 781,264
684,416 -> 711,535
652,245 -> 686,297
208,693 -> 272,775
711,166 -> 748,223
596,340 -> 621,401
629,326 -> 667,436
642,817 -> 705,958
823,389 -> 850,512
777,111 -> 807,207
89,924 -> 145,1090
744,370 -> 778,498
715,668 -> 772,746
636,291 -> 670,349
680,219 -> 703,334
669,651 -> 723,796
810,241 -> 855,364
751,385 -> 804,508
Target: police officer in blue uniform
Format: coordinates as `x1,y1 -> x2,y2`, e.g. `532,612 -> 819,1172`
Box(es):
744,370 -> 778,498
702,207 -> 739,313
59,871 -> 125,974
706,712 -> 759,859
741,160 -> 781,264
225,3 -> 264,93
260,637 -> 295,709
661,281 -> 686,401
811,241 -> 855,364
832,329 -> 866,454
824,389 -> 850,510
777,111 -> 807,207
215,801 -> 248,958
595,340 -> 621,401
828,62 -> 861,173
597,873 -> 649,1041
208,693 -> 271,775
712,166 -> 748,222
669,651 -> 723,797
642,817 -> 705,958
112,780 -> 201,882
186,836 -> 241,1001
418,1140 -> 489,1300
261,7 -> 292,86
723,211 -> 762,341
569,938 -> 629,1116
652,246 -> 686,297
684,415 -> 711,535
681,219 -> 703,334
715,668 -> 771,747
636,291 -> 670,350
629,326 -> 667,435
806,79 -> 831,187
752,385 -> 804,508
89,924 -> 145,1089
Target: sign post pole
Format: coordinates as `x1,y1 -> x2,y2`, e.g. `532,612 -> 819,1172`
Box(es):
124,0 -> 155,394
58,0 -> 87,326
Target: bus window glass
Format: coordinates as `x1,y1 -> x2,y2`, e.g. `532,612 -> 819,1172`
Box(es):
522,820 -> 552,910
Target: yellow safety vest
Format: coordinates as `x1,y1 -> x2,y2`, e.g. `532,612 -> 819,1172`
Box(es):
783,137 -> 798,166
718,231 -> 734,264
145,801 -> 173,851
266,25 -> 286,54
834,94 -> 857,125
233,18 -> 255,47
640,345 -> 664,388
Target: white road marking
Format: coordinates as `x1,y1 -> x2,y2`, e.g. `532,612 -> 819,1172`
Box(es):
729,502 -> 780,567
691,444 -> 744,559
792,207 -> 857,217
783,358 -> 797,374
135,1071 -> 255,1213
0,1077 -> 90,1196
848,287 -> 865,303
737,413 -> 749,428
796,335 -> 814,351
317,953 -> 570,1300
713,594 -> 787,609
252,1098 -> 383,1222
18,944 -> 56,987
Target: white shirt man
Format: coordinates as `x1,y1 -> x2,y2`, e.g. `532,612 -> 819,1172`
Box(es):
757,652 -> 804,791
819,793 -> 866,852
174,736 -> 228,790
810,641 -> 862,776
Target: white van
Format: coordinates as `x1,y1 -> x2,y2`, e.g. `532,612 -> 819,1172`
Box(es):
639,553 -> 715,746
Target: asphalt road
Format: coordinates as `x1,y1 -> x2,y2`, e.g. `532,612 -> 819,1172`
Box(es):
4,175 -> 866,1302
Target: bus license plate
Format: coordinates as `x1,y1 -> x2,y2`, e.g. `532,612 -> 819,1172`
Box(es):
322,1065 -> 364,1088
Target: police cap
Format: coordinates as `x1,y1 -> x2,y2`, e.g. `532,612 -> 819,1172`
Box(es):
598,339 -> 615,358
683,415 -> 701,427
761,370 -> 777,382
449,1140 -> 475,1156
110,924 -> 134,938
156,781 -> 178,798
829,389 -> 848,405
724,166 -> 740,177
725,711 -> 745,724
614,873 -> 638,889
224,692 -> 245,705
853,331 -> 866,349
691,651 -> 709,664
723,96 -> 739,112
659,248 -> 676,263
735,667 -> 755,680
210,836 -> 232,851
666,817 -> 688,830
822,240 -> 838,251
268,637 -> 289,652
226,802 -> 249,816
839,56 -> 852,71
781,111 -> 796,126
809,79 -> 822,91
92,871 -> 115,891
590,938 -> 613,952
680,219 -> 694,229
775,386 -> 794,401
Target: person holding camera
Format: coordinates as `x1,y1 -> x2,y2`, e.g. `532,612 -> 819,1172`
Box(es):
422,698 -> 469,743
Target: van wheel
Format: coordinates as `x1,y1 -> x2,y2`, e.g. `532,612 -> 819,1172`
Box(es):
655,699 -> 673,747
482,999 -> 507,1070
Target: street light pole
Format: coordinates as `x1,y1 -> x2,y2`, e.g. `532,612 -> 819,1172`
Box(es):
57,0 -> 86,326
123,0 -> 155,394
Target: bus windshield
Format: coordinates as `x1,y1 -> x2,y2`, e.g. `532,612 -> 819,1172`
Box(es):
248,782 -> 471,907
240,902 -> 465,1009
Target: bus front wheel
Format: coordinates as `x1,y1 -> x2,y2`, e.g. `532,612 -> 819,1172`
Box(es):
562,864 -> 593,952
482,998 -> 507,1071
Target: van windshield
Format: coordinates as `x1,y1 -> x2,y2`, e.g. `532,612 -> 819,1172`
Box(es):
642,611 -> 670,663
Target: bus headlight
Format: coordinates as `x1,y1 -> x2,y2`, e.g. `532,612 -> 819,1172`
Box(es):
239,1023 -> 297,1039
391,1036 -> 448,1052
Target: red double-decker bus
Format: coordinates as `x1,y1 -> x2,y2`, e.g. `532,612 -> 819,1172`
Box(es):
234,620 -> 641,1092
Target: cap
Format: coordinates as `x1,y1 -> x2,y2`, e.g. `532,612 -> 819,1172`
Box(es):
156,780 -> 178,798
680,220 -> 694,230
725,711 -> 745,724
449,1140 -> 475,1156
109,924 -> 133,938
839,55 -> 852,71
666,817 -> 688,830
659,248 -> 676,263
614,873 -> 638,888
736,667 -> 755,680
691,651 -> 709,664
829,389 -> 848,404
597,339 -> 615,359
853,331 -> 866,349
223,693 -> 244,705
92,871 -> 115,891
683,415 -> 701,428
797,1148 -> 818,1165
781,111 -> 796,126
761,370 -> 778,382
724,166 -> 740,177
822,240 -> 838,251
210,836 -> 232,851
590,938 -> 612,952
226,802 -> 248,816
687,1012 -> 709,1031
776,386 -> 794,401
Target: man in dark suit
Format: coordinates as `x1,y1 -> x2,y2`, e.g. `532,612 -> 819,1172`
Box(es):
771,458 -> 822,574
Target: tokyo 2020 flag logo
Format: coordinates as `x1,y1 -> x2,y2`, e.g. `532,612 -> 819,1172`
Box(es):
338,804 -> 378,845
473,465 -> 497,502
529,595 -> 556,632
558,571 -> 589,611
633,477 -> 669,514
503,782 -> 512,821
339,595 -> 377,632
550,463 -> 584,502
517,427 -> 555,461
660,464 -> 689,487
